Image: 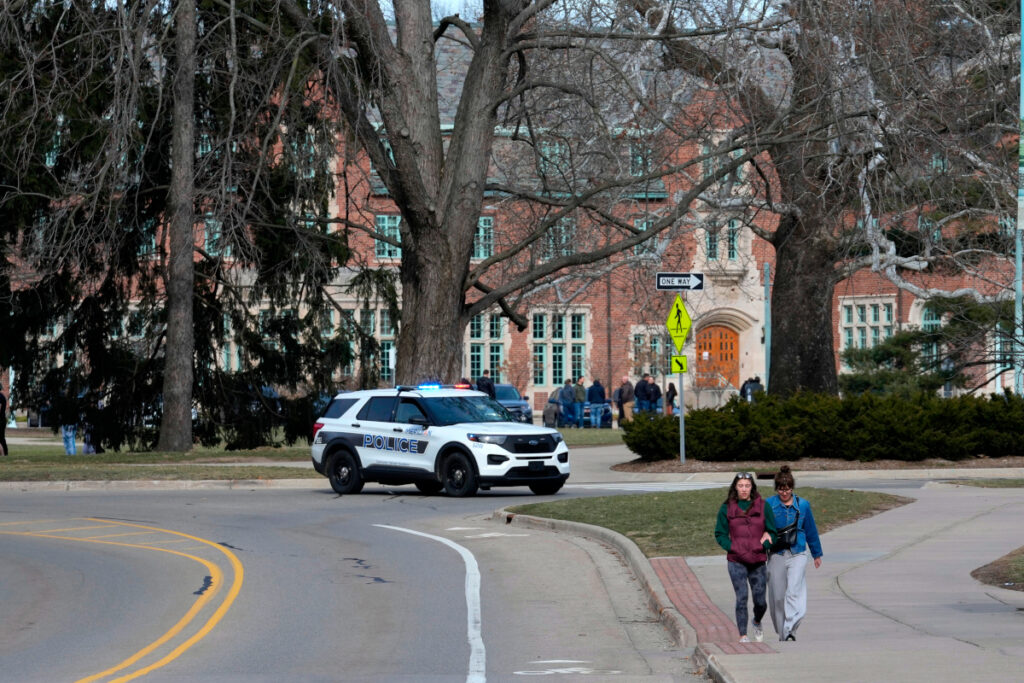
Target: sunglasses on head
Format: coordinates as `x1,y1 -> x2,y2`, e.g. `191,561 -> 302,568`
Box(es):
736,472 -> 753,480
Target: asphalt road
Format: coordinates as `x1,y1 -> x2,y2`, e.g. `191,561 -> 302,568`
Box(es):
0,486 -> 704,682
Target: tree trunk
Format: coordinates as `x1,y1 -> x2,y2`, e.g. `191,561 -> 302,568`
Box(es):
158,0 -> 196,451
769,212 -> 839,396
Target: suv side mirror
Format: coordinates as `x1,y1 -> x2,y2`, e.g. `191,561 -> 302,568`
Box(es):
409,416 -> 429,427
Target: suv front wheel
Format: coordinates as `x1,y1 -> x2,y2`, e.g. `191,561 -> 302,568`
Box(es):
442,452 -> 478,497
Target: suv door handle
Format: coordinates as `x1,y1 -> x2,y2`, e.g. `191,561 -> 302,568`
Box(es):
350,423 -> 360,428
393,427 -> 404,433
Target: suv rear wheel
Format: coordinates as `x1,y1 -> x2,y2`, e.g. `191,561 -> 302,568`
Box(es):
328,451 -> 364,494
442,452 -> 478,497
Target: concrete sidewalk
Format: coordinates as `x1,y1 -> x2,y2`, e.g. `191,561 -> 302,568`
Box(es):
529,445 -> 1024,683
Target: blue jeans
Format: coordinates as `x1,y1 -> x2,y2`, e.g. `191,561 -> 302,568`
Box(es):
62,425 -> 77,455
635,399 -> 651,413
560,402 -> 574,426
574,402 -> 585,428
727,560 -> 767,637
590,403 -> 602,428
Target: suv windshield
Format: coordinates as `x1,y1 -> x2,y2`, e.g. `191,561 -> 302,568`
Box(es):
494,385 -> 521,401
422,395 -> 514,425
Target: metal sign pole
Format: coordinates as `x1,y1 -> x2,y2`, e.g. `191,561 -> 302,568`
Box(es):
679,366 -> 685,463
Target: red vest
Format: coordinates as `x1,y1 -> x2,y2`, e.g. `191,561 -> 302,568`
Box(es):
726,496 -> 767,565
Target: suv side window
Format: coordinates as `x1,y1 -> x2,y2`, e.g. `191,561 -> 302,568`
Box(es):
358,396 -> 397,422
394,398 -> 428,424
321,398 -> 358,419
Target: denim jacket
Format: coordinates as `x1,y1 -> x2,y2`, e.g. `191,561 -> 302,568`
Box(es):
766,494 -> 823,559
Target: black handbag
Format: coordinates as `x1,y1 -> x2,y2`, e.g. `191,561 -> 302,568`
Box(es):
771,500 -> 800,553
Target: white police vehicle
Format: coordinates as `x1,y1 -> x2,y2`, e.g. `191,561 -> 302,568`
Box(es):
311,385 -> 570,497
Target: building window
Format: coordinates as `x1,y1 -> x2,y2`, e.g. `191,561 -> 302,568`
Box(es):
532,313 -> 546,340
359,309 -> 375,335
571,344 -> 585,381
922,308 -> 941,368
489,344 -> 504,382
629,141 -> 651,177
634,218 -> 656,255
633,334 -> 645,375
204,216 -> 230,258
379,309 -> 396,337
380,340 -> 394,383
997,324 -> 1013,370
552,344 -> 565,383
473,216 -> 494,260
552,314 -> 565,339
489,314 -> 503,339
469,314 -> 483,339
726,220 -> 739,260
374,215 -> 402,259
539,139 -> 568,177
706,229 -> 719,261
469,343 -> 483,379
650,337 -> 661,376
571,313 -> 585,339
544,216 -> 576,260
533,344 -> 546,385
839,296 -> 896,356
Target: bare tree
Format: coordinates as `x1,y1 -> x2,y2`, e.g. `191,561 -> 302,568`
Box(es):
623,0 -> 1019,395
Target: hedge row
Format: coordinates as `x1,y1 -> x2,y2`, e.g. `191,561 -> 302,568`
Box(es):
620,392 -> 1024,462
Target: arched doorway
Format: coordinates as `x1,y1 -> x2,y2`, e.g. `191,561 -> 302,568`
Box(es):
695,325 -> 739,389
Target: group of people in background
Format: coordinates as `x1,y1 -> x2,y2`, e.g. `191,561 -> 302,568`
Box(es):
552,376 -> 607,428
715,466 -> 823,643
612,374 -> 679,427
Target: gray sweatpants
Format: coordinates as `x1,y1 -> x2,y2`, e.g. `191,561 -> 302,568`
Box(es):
767,550 -> 809,640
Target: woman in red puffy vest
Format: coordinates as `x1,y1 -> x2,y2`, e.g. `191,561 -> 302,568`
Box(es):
714,472 -> 777,642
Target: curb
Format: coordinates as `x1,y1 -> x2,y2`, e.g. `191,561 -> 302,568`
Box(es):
491,508 -> 696,650
0,478 -> 321,492
693,643 -> 736,683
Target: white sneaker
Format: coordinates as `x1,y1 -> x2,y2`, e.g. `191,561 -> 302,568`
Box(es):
752,623 -> 764,642
738,635 -> 750,643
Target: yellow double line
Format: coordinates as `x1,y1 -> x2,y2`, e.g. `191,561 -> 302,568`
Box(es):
1,518 -> 244,682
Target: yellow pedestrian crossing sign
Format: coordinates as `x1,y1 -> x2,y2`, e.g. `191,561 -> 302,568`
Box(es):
666,294 -> 691,352
671,355 -> 687,373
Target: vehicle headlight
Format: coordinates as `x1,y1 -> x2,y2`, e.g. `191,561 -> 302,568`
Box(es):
551,433 -> 564,444
468,433 -> 508,445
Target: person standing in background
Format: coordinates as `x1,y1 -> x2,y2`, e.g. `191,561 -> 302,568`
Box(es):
586,379 -> 606,428
664,382 -> 677,415
0,386 -> 8,456
573,377 -> 587,429
618,376 -> 634,426
475,369 -> 496,399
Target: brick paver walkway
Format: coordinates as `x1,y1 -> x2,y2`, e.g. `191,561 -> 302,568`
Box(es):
651,557 -> 775,655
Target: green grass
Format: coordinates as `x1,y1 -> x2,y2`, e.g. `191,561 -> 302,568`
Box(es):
945,479 -> 1024,488
508,487 -> 912,558
0,444 -> 315,481
972,546 -> 1024,592
556,428 -> 625,448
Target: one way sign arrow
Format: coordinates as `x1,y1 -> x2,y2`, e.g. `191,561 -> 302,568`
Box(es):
656,272 -> 704,290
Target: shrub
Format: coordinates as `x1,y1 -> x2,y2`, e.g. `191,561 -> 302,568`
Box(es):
622,391 -> 1024,462
621,412 -> 681,461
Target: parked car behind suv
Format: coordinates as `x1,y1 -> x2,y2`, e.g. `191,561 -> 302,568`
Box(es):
493,383 -> 532,423
311,385 -> 569,497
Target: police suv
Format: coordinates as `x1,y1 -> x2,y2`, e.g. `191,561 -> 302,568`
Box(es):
311,385 -> 570,497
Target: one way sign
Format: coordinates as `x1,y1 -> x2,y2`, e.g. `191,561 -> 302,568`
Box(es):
656,272 -> 704,290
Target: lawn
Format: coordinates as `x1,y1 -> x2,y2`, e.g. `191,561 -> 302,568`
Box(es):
508,486 -> 912,558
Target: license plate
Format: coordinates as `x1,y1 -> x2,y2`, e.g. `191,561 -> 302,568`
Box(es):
528,460 -> 544,471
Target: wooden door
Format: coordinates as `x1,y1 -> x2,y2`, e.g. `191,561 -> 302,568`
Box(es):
695,325 -> 739,389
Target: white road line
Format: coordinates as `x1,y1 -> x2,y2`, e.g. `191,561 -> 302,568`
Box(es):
375,524 -> 486,683
567,482 -> 726,492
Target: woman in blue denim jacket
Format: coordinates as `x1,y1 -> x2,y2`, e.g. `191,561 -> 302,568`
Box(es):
765,466 -> 823,641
